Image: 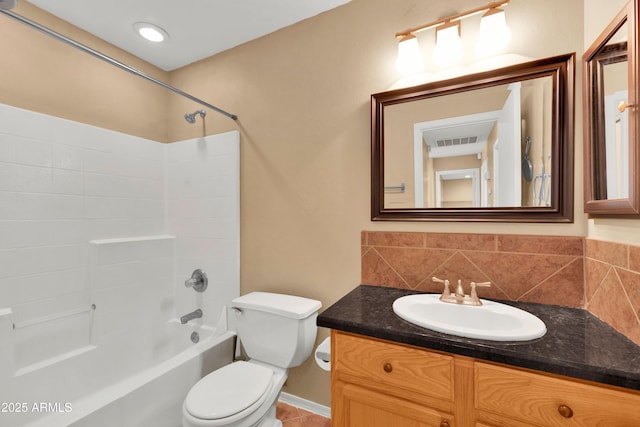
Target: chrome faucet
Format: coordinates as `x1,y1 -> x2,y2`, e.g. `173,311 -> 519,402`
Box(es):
180,309 -> 203,324
432,277 -> 491,306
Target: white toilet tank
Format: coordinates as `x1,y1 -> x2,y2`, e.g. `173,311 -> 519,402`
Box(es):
230,292 -> 322,369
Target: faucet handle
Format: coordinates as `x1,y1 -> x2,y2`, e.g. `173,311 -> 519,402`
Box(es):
185,269 -> 208,292
470,281 -> 492,305
473,281 -> 492,288
432,277 -> 451,299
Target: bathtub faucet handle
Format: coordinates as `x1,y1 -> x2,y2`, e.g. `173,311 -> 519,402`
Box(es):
185,269 -> 208,292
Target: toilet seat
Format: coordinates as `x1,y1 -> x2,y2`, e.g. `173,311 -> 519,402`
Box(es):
184,361 -> 274,421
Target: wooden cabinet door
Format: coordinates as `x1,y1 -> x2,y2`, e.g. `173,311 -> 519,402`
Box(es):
475,362 -> 640,427
333,381 -> 454,427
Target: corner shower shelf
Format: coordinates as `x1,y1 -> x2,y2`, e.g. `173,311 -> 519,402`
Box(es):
12,305 -> 94,330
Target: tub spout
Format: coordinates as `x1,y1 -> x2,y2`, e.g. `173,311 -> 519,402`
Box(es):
180,309 -> 203,324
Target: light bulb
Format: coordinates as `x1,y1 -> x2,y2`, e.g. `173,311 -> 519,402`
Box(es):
395,34 -> 425,75
476,8 -> 511,57
433,21 -> 464,67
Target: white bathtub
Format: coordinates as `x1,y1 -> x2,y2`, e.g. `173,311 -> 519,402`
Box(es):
5,325 -> 236,427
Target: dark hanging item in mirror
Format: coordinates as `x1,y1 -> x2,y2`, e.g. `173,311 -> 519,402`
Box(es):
583,0 -> 639,215
522,136 -> 533,182
371,53 -> 575,222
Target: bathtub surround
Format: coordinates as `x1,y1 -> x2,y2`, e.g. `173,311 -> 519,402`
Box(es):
166,130 -> 241,329
362,231 -> 640,346
0,103 -> 240,426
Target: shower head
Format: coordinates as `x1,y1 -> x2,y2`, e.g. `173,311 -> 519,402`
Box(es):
184,109 -> 206,124
0,0 -> 17,10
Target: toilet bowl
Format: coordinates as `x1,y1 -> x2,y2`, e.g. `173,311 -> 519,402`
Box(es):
182,292 -> 321,427
182,361 -> 287,427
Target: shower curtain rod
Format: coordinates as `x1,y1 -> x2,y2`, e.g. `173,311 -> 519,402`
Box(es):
0,9 -> 238,121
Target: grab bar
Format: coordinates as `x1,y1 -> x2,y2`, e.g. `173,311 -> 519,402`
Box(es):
13,304 -> 95,330
384,183 -> 405,192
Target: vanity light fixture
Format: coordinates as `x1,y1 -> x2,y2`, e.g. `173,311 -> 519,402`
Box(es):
394,0 -> 511,75
133,22 -> 169,43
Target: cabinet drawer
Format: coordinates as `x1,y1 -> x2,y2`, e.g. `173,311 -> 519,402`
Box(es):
334,332 -> 453,401
337,382 -> 454,427
475,362 -> 640,426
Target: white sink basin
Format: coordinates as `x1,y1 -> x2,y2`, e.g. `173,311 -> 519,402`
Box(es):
393,294 -> 546,341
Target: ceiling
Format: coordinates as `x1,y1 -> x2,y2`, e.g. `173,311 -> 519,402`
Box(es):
27,0 -> 351,71
422,111 -> 500,159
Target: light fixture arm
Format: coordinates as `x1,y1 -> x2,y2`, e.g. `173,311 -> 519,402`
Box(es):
395,0 -> 510,39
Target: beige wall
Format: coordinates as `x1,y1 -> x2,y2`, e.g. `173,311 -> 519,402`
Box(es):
11,0 -> 640,408
0,1 -> 170,142
434,155 -> 481,208
584,0 -> 628,48
441,179 -> 473,207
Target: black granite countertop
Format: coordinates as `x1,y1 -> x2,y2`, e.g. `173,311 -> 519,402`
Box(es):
317,285 -> 640,391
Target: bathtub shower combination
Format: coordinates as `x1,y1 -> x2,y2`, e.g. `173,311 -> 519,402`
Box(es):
0,104 -> 240,427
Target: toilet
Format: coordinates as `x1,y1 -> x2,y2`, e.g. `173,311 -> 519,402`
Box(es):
182,292 -> 322,427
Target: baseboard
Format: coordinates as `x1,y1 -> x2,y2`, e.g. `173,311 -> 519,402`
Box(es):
278,392 -> 331,418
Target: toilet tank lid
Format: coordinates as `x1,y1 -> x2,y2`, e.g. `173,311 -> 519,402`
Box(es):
231,292 -> 321,319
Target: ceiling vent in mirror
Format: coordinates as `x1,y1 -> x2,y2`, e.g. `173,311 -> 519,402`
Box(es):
436,136 -> 479,147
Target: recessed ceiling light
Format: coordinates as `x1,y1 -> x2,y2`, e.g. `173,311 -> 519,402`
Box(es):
133,22 -> 169,43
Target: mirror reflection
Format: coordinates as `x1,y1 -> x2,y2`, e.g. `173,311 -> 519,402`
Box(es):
384,76 -> 553,209
593,25 -> 629,200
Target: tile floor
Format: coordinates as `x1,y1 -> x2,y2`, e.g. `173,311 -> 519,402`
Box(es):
276,401 -> 330,427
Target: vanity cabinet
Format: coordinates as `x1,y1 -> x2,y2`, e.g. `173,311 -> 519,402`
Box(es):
331,331 -> 640,427
332,331 -> 458,427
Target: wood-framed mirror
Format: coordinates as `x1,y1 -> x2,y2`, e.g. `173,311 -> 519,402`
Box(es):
583,0 -> 640,215
371,53 -> 575,222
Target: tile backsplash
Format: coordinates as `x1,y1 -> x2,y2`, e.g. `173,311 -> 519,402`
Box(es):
362,231 -> 640,346
584,239 -> 640,345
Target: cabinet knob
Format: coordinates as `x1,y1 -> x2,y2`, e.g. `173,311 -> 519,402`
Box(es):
558,404 -> 574,418
383,363 -> 393,373
440,420 -> 450,427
